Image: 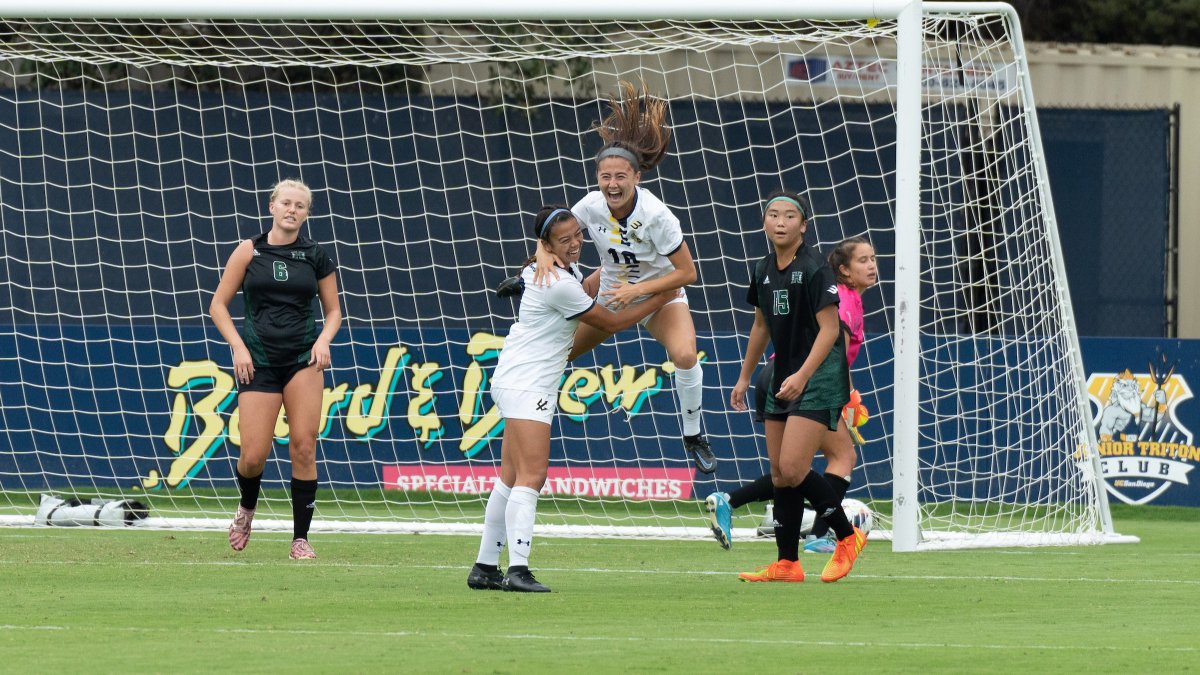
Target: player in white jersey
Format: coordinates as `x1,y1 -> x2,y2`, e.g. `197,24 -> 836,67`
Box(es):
469,205 -> 674,593
505,81 -> 718,474
571,187 -> 684,296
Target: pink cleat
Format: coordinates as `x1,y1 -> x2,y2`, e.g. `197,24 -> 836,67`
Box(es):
228,506 -> 255,551
290,538 -> 316,560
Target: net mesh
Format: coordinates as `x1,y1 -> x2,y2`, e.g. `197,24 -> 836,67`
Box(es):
0,11 -> 1113,546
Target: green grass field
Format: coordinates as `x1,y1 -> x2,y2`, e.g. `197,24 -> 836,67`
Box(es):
2,505 -> 1197,673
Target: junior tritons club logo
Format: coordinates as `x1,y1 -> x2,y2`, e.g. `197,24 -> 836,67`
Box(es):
1087,361 -> 1197,504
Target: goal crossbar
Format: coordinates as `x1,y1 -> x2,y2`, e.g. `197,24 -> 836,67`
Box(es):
0,0 -> 916,20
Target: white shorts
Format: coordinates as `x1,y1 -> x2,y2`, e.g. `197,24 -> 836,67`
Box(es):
599,286 -> 688,328
490,386 -> 558,425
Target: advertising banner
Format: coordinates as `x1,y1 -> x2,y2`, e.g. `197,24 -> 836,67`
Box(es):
3,327 -> 1198,509
1080,337 -> 1200,506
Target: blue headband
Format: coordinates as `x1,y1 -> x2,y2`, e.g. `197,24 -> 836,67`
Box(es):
539,208 -> 574,237
765,195 -> 809,220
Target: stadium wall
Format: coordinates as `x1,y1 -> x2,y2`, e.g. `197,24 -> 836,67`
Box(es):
1026,43 -> 1200,338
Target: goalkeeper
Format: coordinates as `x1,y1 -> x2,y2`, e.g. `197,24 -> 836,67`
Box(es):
468,206 -> 674,593
709,234 -> 877,555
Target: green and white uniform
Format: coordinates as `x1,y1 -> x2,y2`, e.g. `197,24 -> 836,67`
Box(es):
746,243 -> 849,415
240,232 -> 336,367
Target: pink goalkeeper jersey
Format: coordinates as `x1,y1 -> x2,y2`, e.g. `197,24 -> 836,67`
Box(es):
837,283 -> 864,366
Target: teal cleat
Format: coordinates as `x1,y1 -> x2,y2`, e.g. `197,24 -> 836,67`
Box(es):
803,534 -> 837,554
705,491 -> 733,550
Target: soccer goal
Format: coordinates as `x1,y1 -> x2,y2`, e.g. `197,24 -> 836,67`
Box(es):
0,1 -> 1131,549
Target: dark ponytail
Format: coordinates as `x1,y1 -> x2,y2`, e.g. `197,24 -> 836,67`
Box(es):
593,80 -> 671,173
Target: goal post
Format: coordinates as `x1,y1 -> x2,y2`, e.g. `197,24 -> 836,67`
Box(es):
0,1 -> 1131,549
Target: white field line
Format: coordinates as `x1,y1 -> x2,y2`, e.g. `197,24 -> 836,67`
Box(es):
0,623 -> 1195,653
0,557 -> 1196,586
0,516 -> 1140,548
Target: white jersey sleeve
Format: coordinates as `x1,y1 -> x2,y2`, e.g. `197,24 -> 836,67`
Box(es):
544,270 -> 596,320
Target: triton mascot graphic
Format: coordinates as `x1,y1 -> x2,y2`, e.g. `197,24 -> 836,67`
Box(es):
1097,369 -> 1167,439
1087,359 -> 1198,505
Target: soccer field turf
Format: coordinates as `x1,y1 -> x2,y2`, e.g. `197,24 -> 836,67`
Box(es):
1,505 -> 1196,673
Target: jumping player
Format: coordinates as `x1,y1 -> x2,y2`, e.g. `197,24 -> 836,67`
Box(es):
501,81 -> 717,475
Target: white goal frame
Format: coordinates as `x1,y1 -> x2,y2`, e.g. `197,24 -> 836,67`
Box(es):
0,0 -> 1130,550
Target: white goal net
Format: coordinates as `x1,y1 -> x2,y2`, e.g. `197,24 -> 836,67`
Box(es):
0,2 -> 1127,548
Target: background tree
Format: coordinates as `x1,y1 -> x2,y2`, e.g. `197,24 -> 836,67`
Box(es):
987,0 -> 1200,47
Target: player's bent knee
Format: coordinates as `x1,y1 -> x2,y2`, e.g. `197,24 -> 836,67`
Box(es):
515,475 -> 547,492
671,351 -> 698,370
772,471 -> 805,488
238,459 -> 268,476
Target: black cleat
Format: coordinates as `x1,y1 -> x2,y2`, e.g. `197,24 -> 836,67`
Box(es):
684,434 -> 718,474
467,563 -> 504,590
496,275 -> 525,298
501,566 -> 551,593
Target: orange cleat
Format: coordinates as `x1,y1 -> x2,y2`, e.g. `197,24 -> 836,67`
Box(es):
820,527 -> 867,582
738,559 -> 805,583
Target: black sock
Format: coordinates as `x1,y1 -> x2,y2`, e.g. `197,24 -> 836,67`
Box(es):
236,468 -> 262,511
291,478 -> 318,540
810,473 -> 851,538
728,474 -> 774,509
772,484 -> 803,562
798,471 -> 853,540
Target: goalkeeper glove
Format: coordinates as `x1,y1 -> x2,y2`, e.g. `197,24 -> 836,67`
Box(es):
842,389 -> 869,428
495,275 -> 525,298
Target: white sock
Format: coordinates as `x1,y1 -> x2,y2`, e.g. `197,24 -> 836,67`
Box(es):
476,481 -> 512,566
505,486 -> 540,569
675,362 -> 704,436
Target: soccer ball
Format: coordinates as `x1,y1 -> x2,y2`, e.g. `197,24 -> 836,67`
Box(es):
841,498 -> 873,534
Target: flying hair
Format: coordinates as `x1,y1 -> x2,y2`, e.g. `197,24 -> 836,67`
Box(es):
594,80 -> 671,173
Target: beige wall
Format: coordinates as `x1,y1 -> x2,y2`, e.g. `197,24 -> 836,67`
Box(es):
1027,43 -> 1200,337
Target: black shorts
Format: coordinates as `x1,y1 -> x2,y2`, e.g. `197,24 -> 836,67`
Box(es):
238,361 -> 310,394
755,361 -> 841,431
761,404 -> 841,431
753,359 -> 775,423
